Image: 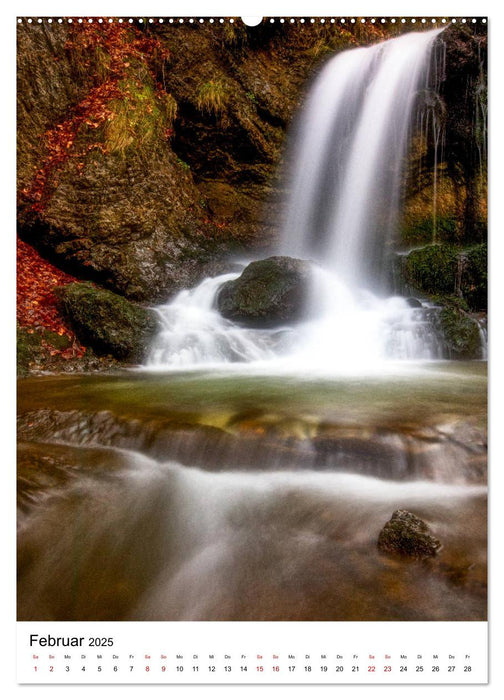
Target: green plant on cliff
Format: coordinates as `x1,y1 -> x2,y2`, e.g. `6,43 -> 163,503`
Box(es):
221,22 -> 248,48
176,157 -> 190,171
196,79 -> 231,116
304,37 -> 335,60
105,75 -> 178,155
401,216 -> 458,245
164,93 -> 178,125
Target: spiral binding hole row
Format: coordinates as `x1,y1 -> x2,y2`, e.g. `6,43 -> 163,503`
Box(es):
17,17 -> 487,25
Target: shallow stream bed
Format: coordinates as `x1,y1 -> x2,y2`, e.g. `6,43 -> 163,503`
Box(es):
17,361 -> 487,621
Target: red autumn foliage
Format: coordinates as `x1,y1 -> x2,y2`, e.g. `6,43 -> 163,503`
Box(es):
17,237 -> 86,359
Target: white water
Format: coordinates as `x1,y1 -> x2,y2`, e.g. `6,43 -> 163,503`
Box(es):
147,273 -> 282,367
146,266 -> 443,370
146,29 -> 451,372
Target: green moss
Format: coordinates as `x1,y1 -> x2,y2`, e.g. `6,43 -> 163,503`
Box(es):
217,256 -> 311,327
429,294 -> 470,313
17,327 -> 76,376
176,157 -> 191,171
438,307 -> 482,359
42,330 -> 72,351
400,243 -> 486,312
401,217 -> 458,245
403,244 -> 458,296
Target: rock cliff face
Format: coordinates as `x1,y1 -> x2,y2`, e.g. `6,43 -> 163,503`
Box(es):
17,19 -> 486,315
401,25 -> 487,246
17,20 -> 384,303
17,21 -> 224,302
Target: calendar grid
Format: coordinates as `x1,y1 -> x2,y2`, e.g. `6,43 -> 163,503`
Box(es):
17,621 -> 488,684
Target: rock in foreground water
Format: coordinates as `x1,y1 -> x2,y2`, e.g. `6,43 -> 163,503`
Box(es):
217,256 -> 312,328
377,509 -> 442,559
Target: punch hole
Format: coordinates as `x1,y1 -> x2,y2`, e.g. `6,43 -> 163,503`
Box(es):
241,17 -> 263,26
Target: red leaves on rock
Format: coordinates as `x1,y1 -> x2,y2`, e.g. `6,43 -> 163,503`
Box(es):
22,81 -> 121,211
22,21 -> 172,211
17,237 -> 86,358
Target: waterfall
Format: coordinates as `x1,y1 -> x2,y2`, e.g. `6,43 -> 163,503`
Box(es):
280,28 -> 443,288
146,29 -> 451,371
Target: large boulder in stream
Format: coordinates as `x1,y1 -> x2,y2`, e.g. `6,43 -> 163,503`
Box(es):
378,509 -> 442,560
56,283 -> 159,362
217,256 -> 312,327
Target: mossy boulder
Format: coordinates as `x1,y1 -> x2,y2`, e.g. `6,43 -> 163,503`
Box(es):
217,256 -> 312,328
437,307 -> 482,359
377,509 -> 442,560
56,283 -> 159,362
399,243 -> 487,313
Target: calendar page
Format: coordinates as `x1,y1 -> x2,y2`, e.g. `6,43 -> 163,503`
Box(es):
14,1 -> 490,689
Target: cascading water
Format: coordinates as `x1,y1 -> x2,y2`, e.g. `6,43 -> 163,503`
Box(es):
147,274 -> 281,367
146,29 -> 446,370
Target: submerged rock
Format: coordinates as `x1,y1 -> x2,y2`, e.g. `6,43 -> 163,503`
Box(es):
406,297 -> 423,308
377,509 -> 442,560
56,283 -> 159,362
217,256 -> 312,327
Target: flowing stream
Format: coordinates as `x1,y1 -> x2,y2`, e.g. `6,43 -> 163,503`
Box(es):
17,28 -> 487,622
